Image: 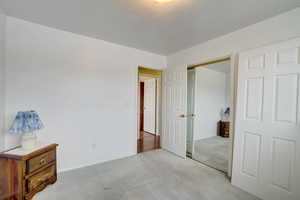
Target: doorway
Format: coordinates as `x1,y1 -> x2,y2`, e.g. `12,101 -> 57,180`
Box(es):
137,67 -> 161,153
187,58 -> 234,173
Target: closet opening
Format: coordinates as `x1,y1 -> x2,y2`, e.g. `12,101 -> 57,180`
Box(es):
186,57 -> 235,174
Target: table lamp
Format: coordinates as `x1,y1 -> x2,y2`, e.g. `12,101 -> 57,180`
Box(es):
9,111 -> 44,150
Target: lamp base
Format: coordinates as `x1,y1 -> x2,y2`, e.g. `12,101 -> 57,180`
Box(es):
22,132 -> 37,150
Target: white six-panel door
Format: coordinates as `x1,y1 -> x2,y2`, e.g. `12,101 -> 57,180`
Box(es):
162,65 -> 187,158
144,78 -> 156,134
232,38 -> 300,200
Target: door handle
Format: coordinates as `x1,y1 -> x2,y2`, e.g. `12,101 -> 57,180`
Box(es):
179,114 -> 195,118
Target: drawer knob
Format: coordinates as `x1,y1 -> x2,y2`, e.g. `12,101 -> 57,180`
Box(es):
40,158 -> 46,165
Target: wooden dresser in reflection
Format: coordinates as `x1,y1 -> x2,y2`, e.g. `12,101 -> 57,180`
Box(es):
219,120 -> 230,138
0,143 -> 58,200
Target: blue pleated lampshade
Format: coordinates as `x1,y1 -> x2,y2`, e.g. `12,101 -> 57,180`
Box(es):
9,111 -> 44,134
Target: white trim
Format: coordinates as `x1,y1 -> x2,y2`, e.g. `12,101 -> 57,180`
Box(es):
134,66 -> 139,153
227,53 -> 238,178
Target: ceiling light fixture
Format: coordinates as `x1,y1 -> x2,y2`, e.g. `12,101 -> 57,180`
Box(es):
155,0 -> 173,3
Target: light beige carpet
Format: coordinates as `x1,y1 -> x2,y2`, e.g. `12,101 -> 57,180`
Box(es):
34,149 -> 260,200
193,136 -> 230,172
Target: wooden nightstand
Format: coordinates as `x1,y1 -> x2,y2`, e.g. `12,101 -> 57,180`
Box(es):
0,143 -> 58,200
219,120 -> 230,138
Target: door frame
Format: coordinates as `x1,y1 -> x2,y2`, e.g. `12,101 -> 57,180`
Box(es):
136,66 -> 162,150
187,69 -> 196,157
187,54 -> 238,178
140,82 -> 145,132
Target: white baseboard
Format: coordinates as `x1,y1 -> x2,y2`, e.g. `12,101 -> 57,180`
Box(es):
58,152 -> 137,173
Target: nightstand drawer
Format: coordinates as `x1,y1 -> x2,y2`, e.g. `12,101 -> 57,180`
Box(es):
27,150 -> 56,174
26,165 -> 55,193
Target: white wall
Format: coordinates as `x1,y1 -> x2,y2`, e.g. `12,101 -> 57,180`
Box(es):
167,7 -> 300,67
193,68 -> 226,141
4,17 -> 166,171
0,8 -> 5,152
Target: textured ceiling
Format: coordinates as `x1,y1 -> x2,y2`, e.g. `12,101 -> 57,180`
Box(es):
1,0 -> 300,55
